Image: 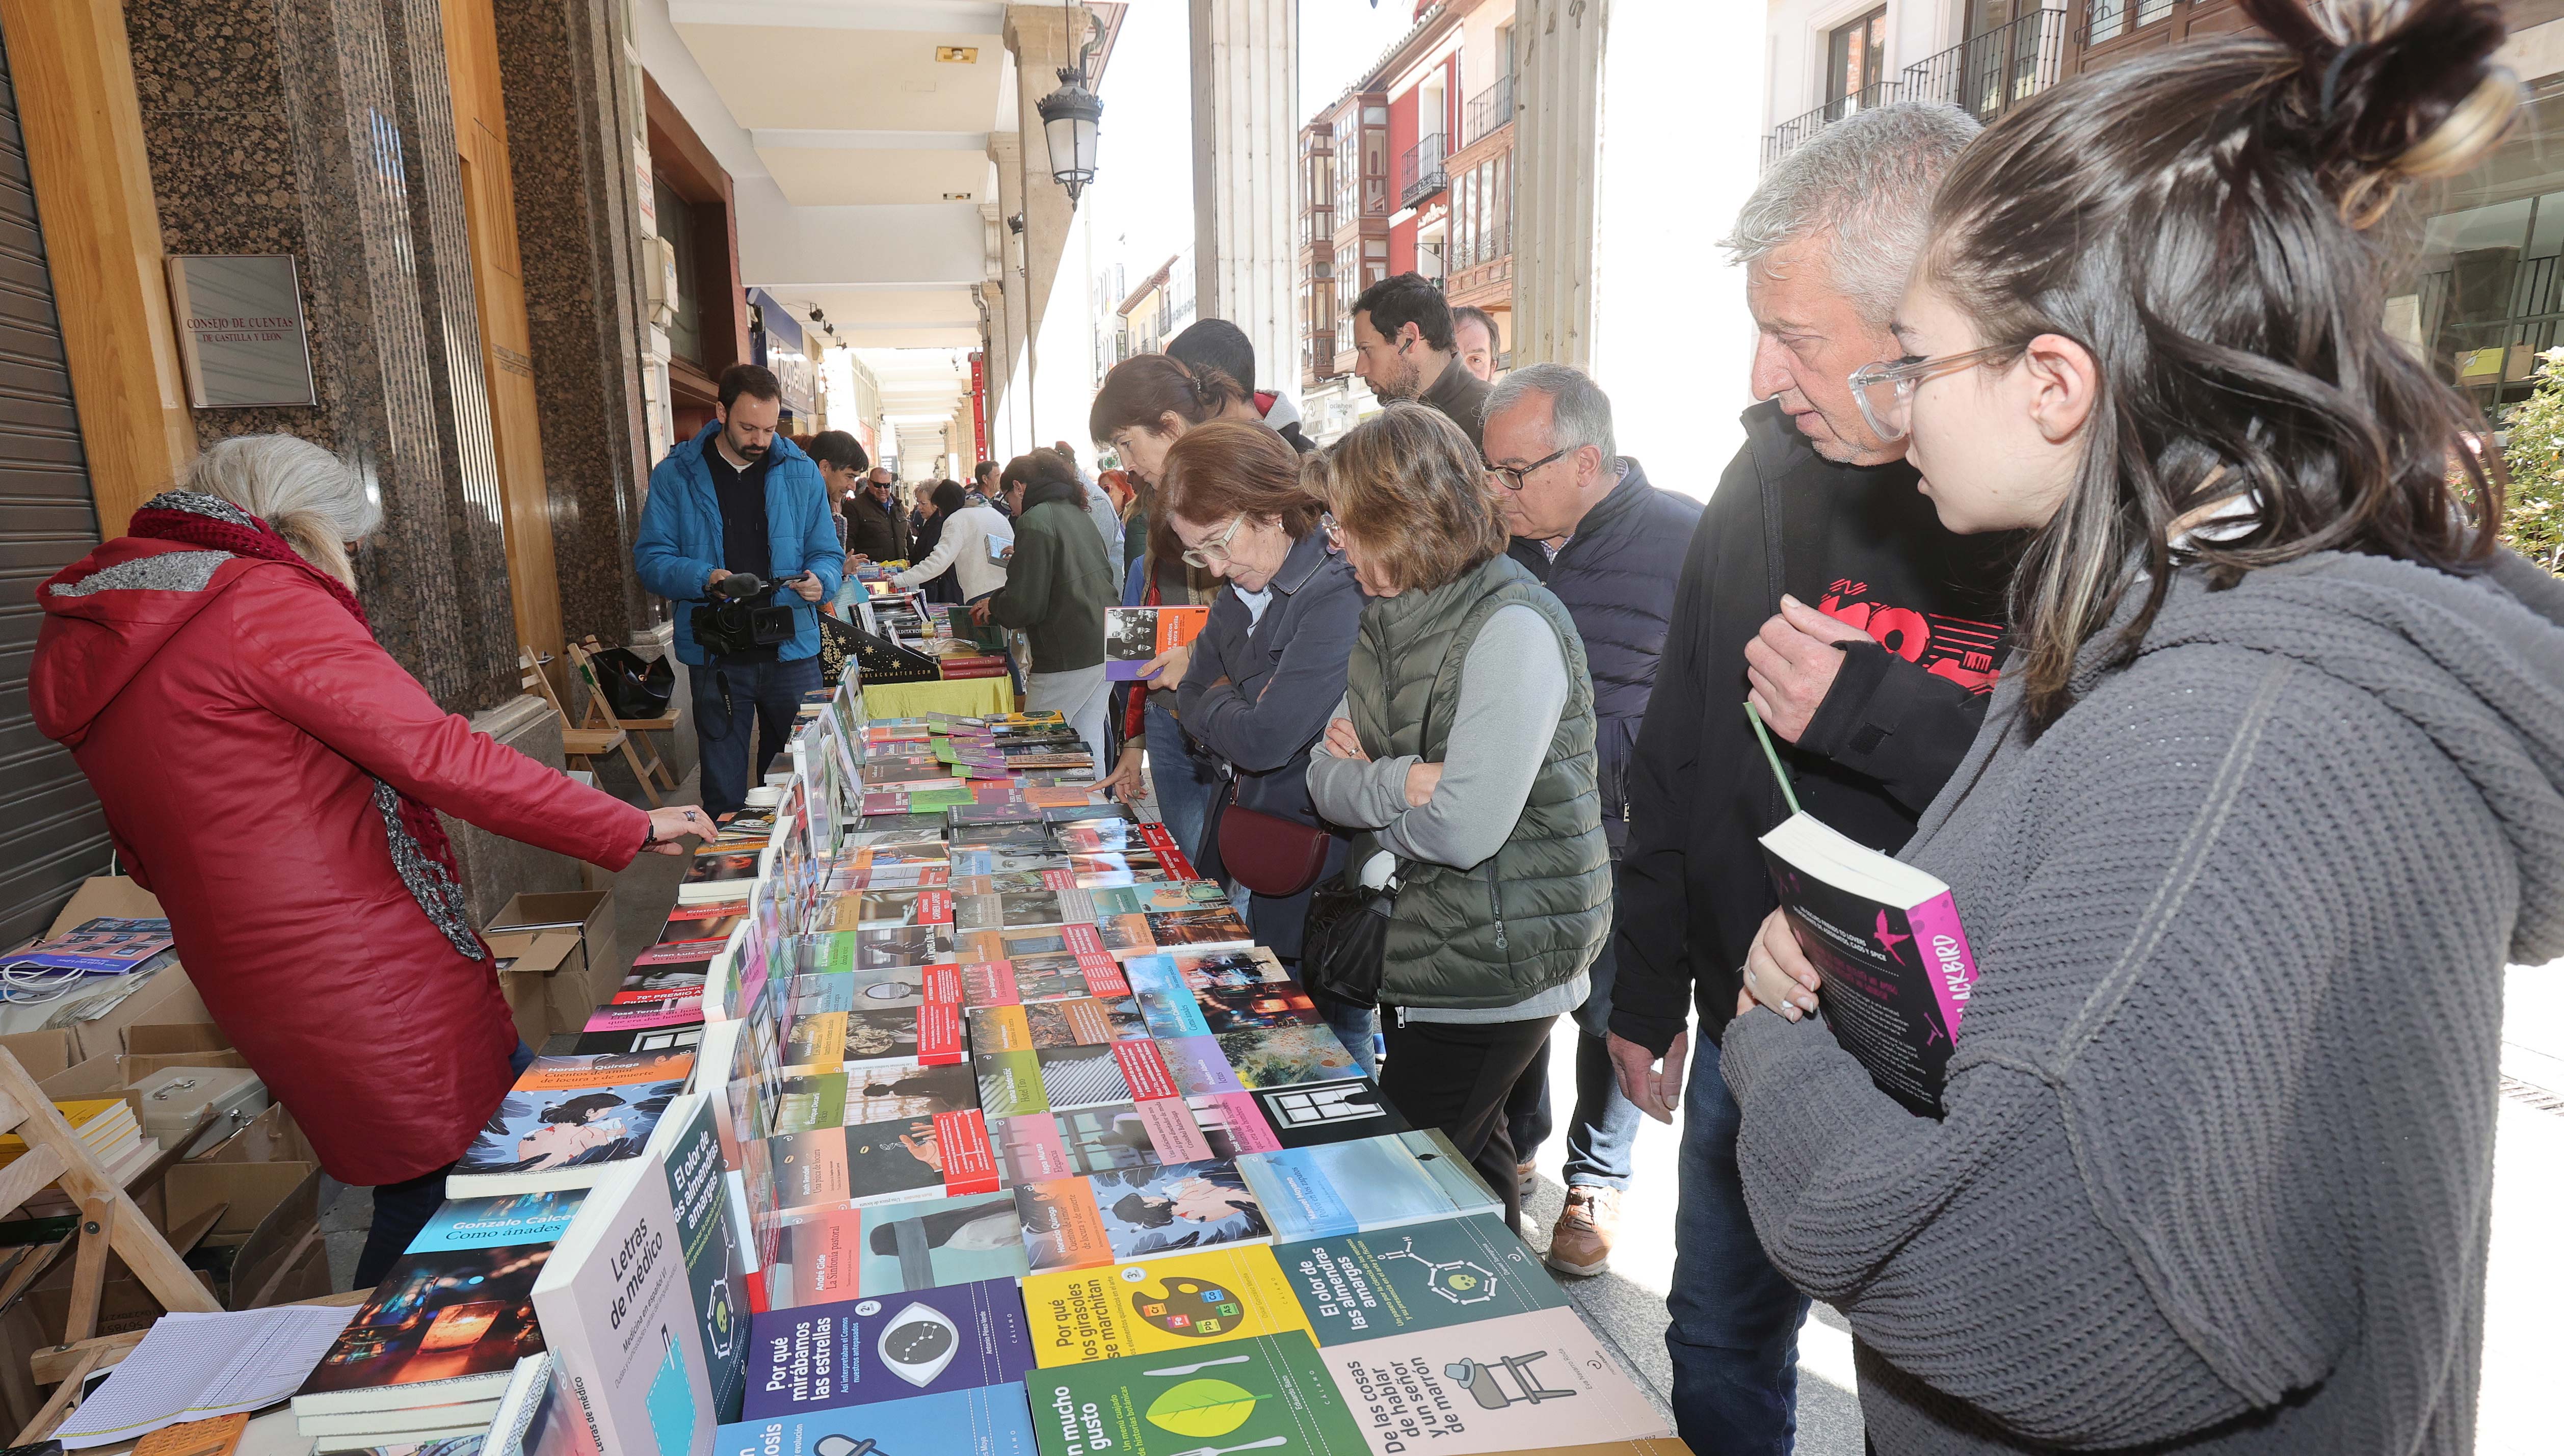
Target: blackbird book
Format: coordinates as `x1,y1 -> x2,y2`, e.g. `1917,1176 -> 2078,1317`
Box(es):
1758,809 -> 1977,1117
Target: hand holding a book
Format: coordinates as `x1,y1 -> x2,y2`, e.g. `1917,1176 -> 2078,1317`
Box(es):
1742,907 -> 1823,1022
1745,594 -> 1872,742
1139,640 -> 1195,686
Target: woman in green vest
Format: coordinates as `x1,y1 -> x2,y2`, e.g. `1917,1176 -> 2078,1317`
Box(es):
1305,403 -> 1613,1233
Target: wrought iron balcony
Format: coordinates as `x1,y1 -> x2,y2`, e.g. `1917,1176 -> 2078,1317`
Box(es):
1400,135 -> 1448,210
1464,75 -> 1515,148
1761,81 -> 1903,171
1904,8 -> 2066,125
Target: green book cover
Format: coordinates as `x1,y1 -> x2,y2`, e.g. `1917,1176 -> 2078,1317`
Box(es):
906,787 -> 978,812
1273,1213 -> 1567,1344
1027,1331 -> 1366,1456
979,1048 -> 1050,1118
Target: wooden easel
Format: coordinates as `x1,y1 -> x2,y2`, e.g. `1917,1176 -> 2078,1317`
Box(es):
0,1048 -> 219,1442
520,648 -> 661,807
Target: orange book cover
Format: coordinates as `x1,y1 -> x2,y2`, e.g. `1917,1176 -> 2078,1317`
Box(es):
971,1004 -> 1036,1052
510,1048 -> 695,1092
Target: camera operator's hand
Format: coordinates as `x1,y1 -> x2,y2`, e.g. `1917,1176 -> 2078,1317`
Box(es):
787,572 -> 824,602
704,567 -> 733,596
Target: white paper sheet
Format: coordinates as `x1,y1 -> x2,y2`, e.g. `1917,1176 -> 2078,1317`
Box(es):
53,1305 -> 357,1449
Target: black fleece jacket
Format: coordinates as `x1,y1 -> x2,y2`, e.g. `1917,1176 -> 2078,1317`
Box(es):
1609,402 -> 2019,1055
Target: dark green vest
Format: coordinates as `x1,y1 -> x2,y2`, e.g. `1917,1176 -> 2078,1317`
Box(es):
1343,553 -> 1611,1009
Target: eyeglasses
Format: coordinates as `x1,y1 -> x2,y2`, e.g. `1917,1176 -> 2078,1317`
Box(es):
1847,345 -> 2014,442
1486,447 -> 1570,492
1319,512 -> 1344,549
1181,513 -> 1247,569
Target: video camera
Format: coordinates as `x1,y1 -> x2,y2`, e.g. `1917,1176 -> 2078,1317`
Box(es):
691,571 -> 800,657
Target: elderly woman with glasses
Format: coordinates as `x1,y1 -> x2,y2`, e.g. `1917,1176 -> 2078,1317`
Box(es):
1154,420 -> 1377,1076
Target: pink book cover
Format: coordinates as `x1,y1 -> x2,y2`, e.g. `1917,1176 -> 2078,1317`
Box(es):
1129,1096 -> 1214,1162
1905,891 -> 1979,1039
1188,1093 -> 1284,1157
1137,823 -> 1202,879
1111,1039 -> 1181,1103
583,998 -> 704,1033
1075,949 -> 1129,998
997,1111 -> 1076,1183
935,1108 -> 1003,1196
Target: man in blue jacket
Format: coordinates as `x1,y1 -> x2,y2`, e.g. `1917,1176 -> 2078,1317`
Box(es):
1487,363 -> 1702,1280
634,363 -> 845,815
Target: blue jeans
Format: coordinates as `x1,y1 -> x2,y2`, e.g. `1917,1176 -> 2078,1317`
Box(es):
1315,994 -> 1378,1081
1667,1033 -> 1810,1455
1508,878 -> 1643,1189
1145,698 -> 1220,863
692,654 -> 825,816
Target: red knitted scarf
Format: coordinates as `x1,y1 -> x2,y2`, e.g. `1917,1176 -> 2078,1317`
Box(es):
126,498 -> 473,898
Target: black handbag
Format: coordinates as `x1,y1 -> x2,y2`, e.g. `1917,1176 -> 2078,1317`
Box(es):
586,645 -> 674,719
1297,860 -> 1402,1010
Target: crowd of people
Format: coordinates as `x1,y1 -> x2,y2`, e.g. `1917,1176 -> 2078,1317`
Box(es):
25,3 -> 2560,1453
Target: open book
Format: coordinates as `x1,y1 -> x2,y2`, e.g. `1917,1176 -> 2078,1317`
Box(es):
1750,705 -> 1978,1115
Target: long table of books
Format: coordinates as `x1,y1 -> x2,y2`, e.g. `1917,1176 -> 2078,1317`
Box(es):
276,673 -> 1686,1456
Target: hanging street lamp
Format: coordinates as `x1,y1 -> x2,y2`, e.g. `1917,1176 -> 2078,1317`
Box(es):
1035,0 -> 1103,204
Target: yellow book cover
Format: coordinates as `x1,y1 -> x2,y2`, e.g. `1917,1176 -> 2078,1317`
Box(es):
1022,1245 -> 1312,1367
0,1100 -> 126,1166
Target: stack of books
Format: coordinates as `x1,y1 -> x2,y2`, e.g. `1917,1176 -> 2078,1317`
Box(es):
0,1099 -> 152,1225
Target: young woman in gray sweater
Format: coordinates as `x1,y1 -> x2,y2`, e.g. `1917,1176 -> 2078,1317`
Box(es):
1721,3 -> 2564,1452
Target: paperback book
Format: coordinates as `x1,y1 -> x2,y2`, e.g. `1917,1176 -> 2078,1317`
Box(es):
1237,1133 -> 1500,1241
1247,1080 -> 1414,1149
770,1063 -> 980,1135
1022,1245 -> 1311,1366
1274,1212 -> 1566,1345
741,1277 -> 1034,1417
1024,1331 -> 1364,1456
1759,808 -> 1978,1117
1321,1308 -> 1674,1455
761,1192 -> 1027,1310
1103,605 -> 1210,681
780,1002 -> 966,1071
990,1099 -> 1214,1183
1215,1026 -> 1362,1091
1014,1160 -> 1273,1272
715,1385 -> 1038,1456
767,1110 -> 1001,1210
448,1050 -> 695,1199
294,1194 -> 584,1414
967,996 -> 1150,1052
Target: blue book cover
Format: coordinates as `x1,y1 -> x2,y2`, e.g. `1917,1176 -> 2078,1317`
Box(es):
1122,956 -> 1211,1040
715,1385 -> 1040,1456
743,1277 -> 1036,1418
1237,1138 -> 1461,1241
406,1190 -> 588,1252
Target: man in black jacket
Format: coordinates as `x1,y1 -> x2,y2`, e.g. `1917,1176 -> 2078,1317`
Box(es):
1487,364 -> 1700,1280
1609,102 -> 2004,1455
847,467 -> 912,562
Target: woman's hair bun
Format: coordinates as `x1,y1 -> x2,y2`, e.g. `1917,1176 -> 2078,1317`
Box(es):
2243,0 -> 2517,225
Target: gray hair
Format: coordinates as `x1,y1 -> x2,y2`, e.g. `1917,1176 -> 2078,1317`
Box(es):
182,433 -> 380,586
1484,362 -> 1616,465
1722,102 -> 1983,323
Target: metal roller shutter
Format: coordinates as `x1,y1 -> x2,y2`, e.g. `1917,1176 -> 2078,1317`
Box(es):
0,29 -> 110,949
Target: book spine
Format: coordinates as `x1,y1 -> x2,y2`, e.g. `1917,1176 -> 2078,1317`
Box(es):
1903,891 -> 1979,1040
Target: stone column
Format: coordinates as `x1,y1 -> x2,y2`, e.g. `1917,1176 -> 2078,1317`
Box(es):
1512,0 -> 1607,371
124,0 -> 517,711
1002,2 -> 1092,441
493,0 -> 656,647
1188,0 -> 1297,394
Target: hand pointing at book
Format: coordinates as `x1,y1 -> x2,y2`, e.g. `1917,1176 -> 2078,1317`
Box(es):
1744,595 -> 1872,742
1742,907 -> 1823,1021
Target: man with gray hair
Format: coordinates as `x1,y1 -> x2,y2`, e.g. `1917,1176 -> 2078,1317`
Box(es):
1481,364 -> 1700,1279
1606,103 -> 2019,1454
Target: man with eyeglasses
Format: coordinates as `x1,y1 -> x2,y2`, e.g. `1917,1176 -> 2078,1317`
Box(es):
1349,272 -> 1491,454
1482,364 -> 1700,1282
1607,102 -> 2018,1456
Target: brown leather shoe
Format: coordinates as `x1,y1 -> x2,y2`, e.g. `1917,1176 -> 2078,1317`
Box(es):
1544,1185 -> 1621,1277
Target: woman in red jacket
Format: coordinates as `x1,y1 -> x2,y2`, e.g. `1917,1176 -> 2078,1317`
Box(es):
30,434 -> 712,1283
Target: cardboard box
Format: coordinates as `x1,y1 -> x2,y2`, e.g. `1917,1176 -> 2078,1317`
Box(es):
489,928 -> 589,1044
192,1100 -> 315,1167
0,1030 -> 77,1082
488,888 -> 618,1002
163,1160 -> 319,1246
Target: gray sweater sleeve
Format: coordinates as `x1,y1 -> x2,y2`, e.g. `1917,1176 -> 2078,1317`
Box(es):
1716,648 -> 2508,1448
1303,605 -> 1568,868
